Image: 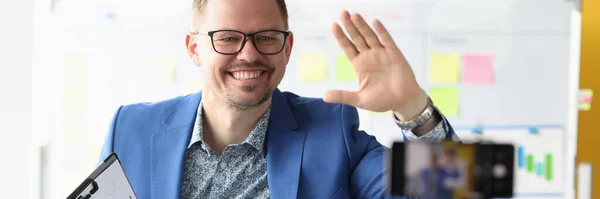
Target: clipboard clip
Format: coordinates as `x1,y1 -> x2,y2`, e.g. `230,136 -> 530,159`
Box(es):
69,179 -> 99,199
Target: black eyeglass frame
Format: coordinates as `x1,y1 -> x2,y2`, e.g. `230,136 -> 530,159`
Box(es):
191,29 -> 291,55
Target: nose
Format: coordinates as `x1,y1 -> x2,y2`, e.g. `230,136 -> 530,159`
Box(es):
236,37 -> 262,61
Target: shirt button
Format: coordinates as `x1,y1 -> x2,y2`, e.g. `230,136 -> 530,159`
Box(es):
220,161 -> 227,170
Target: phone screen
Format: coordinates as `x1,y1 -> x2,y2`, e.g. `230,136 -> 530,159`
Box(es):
390,141 -> 514,199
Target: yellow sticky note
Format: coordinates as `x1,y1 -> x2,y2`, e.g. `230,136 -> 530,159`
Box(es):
335,54 -> 357,82
578,103 -> 591,111
429,87 -> 459,117
429,53 -> 460,83
63,54 -> 88,141
298,53 -> 327,82
144,53 -> 176,83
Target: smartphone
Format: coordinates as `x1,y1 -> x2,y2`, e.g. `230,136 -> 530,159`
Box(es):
389,141 -> 514,199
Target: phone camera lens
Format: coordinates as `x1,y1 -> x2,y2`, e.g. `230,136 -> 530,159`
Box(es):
493,164 -> 507,178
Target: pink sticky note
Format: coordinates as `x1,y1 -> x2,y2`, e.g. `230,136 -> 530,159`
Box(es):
461,54 -> 495,84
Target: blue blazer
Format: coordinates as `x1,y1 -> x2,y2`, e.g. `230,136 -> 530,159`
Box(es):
99,89 -> 456,199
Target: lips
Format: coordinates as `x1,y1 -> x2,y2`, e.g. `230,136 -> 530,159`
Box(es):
230,70 -> 263,80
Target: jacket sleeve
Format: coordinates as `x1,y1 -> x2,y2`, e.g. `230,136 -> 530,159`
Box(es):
342,105 -> 459,199
98,106 -> 123,166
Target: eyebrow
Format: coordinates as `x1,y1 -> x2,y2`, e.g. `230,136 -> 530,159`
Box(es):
211,25 -> 286,32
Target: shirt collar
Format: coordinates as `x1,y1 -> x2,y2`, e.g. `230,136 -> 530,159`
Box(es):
187,100 -> 271,157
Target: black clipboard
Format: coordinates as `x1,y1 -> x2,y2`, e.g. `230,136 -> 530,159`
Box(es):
66,153 -> 138,199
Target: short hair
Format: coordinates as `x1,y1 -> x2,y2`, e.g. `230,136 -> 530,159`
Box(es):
192,0 -> 289,30
444,148 -> 457,157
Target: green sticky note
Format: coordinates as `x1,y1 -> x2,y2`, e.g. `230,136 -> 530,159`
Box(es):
429,53 -> 460,83
429,87 -> 459,117
335,54 -> 357,82
298,53 -> 327,82
527,155 -> 534,173
545,154 -> 553,181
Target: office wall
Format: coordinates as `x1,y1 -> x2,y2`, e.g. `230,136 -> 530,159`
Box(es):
0,0 -> 34,198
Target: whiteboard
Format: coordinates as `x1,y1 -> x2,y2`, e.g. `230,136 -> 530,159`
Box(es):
45,0 -> 576,198
456,127 -> 566,198
280,1 -> 573,197
279,0 -> 574,149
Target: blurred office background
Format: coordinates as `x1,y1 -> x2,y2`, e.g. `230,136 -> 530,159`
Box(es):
2,0 -> 596,198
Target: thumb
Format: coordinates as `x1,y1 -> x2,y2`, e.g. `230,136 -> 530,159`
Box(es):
323,90 -> 360,107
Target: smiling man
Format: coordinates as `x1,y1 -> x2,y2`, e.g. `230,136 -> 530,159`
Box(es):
98,0 -> 459,198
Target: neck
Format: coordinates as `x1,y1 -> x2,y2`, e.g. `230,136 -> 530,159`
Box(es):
201,91 -> 271,154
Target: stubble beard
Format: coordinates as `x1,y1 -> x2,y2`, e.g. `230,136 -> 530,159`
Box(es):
222,60 -> 275,111
226,83 -> 272,111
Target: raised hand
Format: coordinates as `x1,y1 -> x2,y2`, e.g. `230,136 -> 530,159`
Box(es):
323,10 -> 429,121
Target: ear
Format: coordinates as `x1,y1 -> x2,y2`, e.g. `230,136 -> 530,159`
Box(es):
283,32 -> 294,65
185,33 -> 202,66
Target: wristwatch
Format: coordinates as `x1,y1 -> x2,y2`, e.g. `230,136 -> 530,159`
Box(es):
394,98 -> 435,130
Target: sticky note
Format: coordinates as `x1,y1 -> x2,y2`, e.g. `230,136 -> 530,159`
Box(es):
429,87 -> 459,117
580,89 -> 593,102
63,55 -> 89,141
335,54 -> 357,82
63,55 -> 88,85
298,53 -> 327,82
578,103 -> 591,111
144,53 -> 176,83
461,54 -> 495,84
578,89 -> 593,111
429,53 -> 460,83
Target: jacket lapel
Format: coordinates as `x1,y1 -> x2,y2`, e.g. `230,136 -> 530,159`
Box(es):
148,90 -> 306,199
151,92 -> 202,199
266,90 -> 306,199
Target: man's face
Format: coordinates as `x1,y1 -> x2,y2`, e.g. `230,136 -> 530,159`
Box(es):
443,152 -> 456,165
187,0 -> 293,110
429,154 -> 438,168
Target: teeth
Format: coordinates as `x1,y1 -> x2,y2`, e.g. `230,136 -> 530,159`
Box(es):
232,71 -> 261,80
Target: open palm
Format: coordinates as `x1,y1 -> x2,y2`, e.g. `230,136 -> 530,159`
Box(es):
324,10 -> 427,118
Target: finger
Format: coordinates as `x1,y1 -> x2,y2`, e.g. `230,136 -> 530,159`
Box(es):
323,90 -> 361,107
350,13 -> 383,49
332,22 -> 359,59
340,10 -> 369,51
372,19 -> 398,49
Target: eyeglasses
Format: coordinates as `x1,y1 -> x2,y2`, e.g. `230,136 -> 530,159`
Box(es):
191,29 -> 291,55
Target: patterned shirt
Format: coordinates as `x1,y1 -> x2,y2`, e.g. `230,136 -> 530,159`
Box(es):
180,100 -> 452,199
181,102 -> 271,199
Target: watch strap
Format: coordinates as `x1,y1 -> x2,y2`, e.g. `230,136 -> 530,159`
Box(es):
394,98 -> 435,130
